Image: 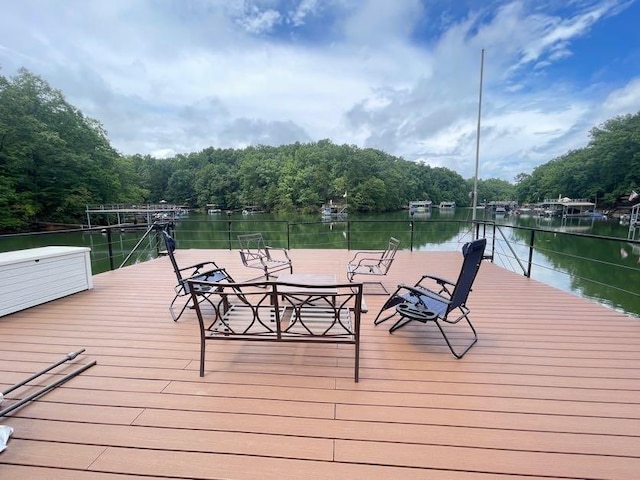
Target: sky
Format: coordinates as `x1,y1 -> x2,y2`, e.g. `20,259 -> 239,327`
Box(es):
1,0 -> 639,182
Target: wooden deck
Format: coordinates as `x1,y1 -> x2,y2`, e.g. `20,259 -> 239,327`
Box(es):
1,248 -> 639,479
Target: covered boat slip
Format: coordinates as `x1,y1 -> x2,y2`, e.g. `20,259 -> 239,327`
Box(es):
1,248 -> 639,479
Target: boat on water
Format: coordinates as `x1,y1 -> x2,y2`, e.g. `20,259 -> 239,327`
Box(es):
409,200 -> 432,213
486,201 -> 516,215
438,201 -> 456,209
242,206 -> 263,215
206,203 -> 222,214
321,202 -> 347,219
538,197 -> 605,218
515,206 -> 533,216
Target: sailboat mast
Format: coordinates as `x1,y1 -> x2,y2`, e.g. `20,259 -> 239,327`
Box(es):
472,49 -> 484,226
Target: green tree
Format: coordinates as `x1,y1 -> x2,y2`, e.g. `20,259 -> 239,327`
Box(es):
0,68 -> 121,230
515,111 -> 640,207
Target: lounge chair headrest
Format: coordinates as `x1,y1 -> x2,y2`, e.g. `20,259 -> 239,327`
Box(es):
164,232 -> 176,253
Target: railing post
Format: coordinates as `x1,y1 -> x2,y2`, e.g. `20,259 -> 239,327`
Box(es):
492,223 -> 497,260
410,220 -> 414,252
347,221 -> 351,250
106,227 -> 114,271
526,230 -> 535,278
286,222 -> 290,250
228,221 -> 232,250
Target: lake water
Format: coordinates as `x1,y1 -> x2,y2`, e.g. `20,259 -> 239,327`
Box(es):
1,208 -> 638,317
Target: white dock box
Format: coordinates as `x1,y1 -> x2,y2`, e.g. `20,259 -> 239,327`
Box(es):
0,246 -> 93,317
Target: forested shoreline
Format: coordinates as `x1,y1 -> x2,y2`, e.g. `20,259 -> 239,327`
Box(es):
1,68 -> 638,232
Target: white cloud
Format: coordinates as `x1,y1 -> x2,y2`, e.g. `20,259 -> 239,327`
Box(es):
236,8 -> 282,34
289,0 -> 321,27
0,0 -> 637,181
151,148 -> 177,159
340,0 -> 424,44
516,3 -> 609,67
601,78 -> 640,118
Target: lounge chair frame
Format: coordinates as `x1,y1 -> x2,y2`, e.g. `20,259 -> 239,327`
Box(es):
373,238 -> 486,358
161,229 -> 234,321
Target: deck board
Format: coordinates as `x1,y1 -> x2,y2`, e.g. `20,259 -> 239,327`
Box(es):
1,248 -> 639,479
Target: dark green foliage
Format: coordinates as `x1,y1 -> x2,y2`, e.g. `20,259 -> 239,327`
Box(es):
515,111 -> 640,206
469,177 -> 517,205
5,67 -> 638,231
0,69 -> 123,230
149,140 -> 499,214
0,68 -> 520,231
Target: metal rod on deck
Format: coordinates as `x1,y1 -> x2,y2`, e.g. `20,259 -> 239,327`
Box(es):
0,361 -> 97,417
1,349 -> 86,396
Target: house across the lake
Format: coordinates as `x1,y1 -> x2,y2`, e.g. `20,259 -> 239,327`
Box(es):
538,197 -> 603,218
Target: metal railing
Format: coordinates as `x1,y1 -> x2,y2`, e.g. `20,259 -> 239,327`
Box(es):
1,218 -> 639,316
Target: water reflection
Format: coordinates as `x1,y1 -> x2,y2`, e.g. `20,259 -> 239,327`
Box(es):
0,209 -> 637,316
400,209 -> 638,315
479,211 -> 639,316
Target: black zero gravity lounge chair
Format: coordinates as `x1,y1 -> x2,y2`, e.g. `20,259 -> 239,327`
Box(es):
161,229 -> 234,321
373,238 -> 486,358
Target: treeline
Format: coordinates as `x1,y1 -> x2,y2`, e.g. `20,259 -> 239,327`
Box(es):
1,68 -> 638,232
0,69 -> 513,230
514,112 -> 640,206
0,69 -> 145,231
128,142 -> 515,214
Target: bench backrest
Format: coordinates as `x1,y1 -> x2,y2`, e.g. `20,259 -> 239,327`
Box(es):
188,278 -> 362,381
188,279 -> 362,339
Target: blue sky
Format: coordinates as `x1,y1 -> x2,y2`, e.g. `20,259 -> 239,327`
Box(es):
1,0 -> 639,181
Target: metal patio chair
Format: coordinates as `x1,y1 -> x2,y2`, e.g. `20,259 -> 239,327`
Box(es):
237,233 -> 293,281
161,229 -> 234,321
346,236 -> 400,294
373,238 -> 486,358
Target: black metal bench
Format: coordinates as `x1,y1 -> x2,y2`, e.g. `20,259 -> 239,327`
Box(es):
187,278 -> 363,381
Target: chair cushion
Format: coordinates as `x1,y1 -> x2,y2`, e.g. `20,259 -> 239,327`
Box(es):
186,270 -> 229,293
399,292 -> 448,317
395,302 -> 437,321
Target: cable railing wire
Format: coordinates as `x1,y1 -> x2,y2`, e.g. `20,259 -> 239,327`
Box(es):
1,217 -> 638,316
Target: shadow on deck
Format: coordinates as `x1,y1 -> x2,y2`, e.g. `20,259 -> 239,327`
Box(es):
1,248 -> 639,479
